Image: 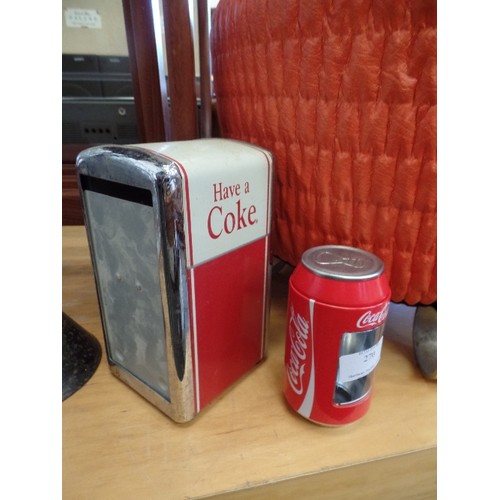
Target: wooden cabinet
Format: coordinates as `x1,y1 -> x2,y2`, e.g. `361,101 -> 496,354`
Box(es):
62,163 -> 84,226
62,145 -> 88,225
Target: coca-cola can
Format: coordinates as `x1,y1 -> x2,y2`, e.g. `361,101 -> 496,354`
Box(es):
284,245 -> 391,426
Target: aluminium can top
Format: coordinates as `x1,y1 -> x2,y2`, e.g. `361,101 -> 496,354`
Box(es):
301,245 -> 384,281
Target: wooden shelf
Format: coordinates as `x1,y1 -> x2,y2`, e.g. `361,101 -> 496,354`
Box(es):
62,225 -> 436,499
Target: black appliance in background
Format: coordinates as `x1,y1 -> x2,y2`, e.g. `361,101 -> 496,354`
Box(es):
62,54 -> 140,144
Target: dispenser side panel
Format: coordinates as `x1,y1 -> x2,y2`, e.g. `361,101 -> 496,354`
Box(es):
190,236 -> 269,411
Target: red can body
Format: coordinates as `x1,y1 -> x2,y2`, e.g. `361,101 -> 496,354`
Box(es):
284,246 -> 391,426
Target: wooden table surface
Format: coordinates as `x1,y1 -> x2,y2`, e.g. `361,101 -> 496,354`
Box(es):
62,225 -> 437,500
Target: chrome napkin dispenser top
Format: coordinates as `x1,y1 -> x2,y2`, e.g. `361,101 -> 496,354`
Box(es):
76,139 -> 273,422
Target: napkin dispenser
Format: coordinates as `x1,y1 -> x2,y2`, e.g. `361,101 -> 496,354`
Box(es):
76,139 -> 273,422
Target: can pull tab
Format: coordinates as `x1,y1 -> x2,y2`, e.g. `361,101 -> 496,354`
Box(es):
302,246 -> 384,280
315,250 -> 367,270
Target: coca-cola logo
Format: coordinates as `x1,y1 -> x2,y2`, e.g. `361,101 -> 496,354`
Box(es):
286,306 -> 310,395
356,303 -> 389,329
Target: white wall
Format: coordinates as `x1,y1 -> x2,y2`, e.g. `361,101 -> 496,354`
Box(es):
62,0 -> 220,74
62,0 -> 128,56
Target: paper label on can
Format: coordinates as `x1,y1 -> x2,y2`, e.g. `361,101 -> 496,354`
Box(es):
337,337 -> 384,384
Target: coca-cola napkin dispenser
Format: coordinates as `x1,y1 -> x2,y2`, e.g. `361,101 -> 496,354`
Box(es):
76,139 -> 273,422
